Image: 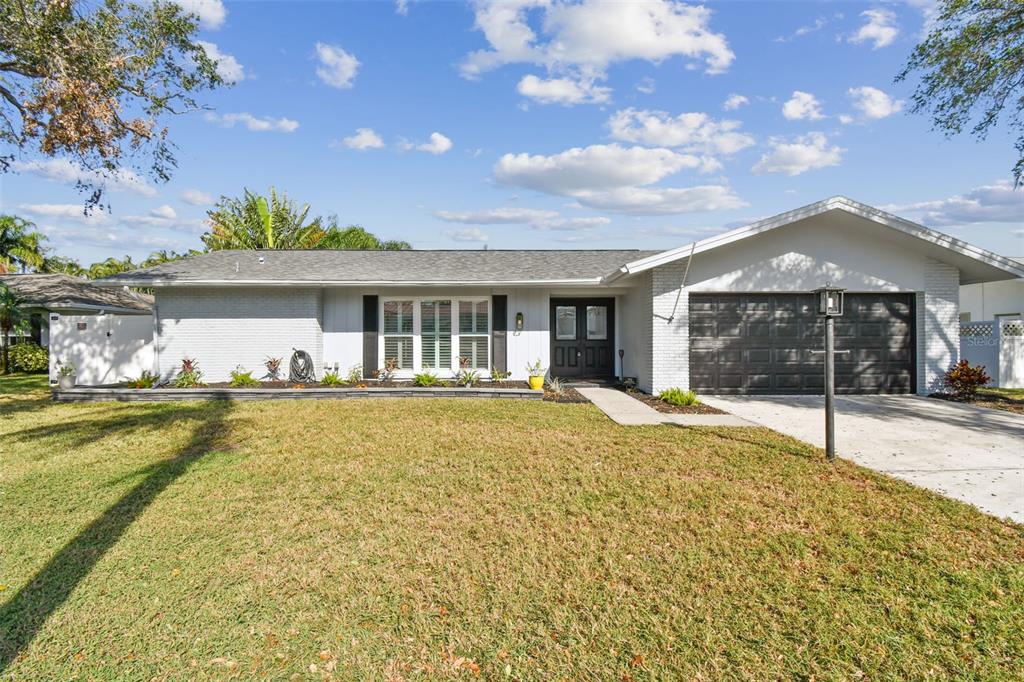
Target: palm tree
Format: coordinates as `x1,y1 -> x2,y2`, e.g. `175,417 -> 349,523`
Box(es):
87,256 -> 137,279
42,255 -> 86,277
0,284 -> 26,374
317,223 -> 411,250
0,215 -> 46,273
202,187 -> 324,251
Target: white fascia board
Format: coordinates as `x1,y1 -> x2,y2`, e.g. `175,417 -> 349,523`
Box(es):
93,278 -> 607,288
612,196 -> 1024,280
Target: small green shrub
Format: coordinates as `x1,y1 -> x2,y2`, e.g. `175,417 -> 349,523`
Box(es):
413,370 -> 440,387
943,359 -> 991,400
173,357 -> 205,388
490,366 -> 511,382
228,366 -> 261,388
346,364 -> 363,384
122,370 -> 158,388
660,387 -> 699,407
321,370 -> 346,387
456,368 -> 481,387
9,343 -> 47,372
545,377 -> 565,395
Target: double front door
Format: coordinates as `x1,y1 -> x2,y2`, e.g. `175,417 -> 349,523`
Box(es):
550,298 -> 615,378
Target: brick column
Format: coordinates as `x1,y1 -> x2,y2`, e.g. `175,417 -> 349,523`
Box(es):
917,258 -> 960,394
651,263 -> 690,394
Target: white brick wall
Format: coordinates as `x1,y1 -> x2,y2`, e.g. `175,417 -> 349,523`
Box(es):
650,263 -> 689,394
917,258 -> 960,394
155,287 -> 323,383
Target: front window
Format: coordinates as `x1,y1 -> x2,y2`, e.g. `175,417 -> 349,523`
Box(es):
421,300 -> 452,369
382,300 -> 414,369
380,297 -> 489,375
458,300 -> 489,369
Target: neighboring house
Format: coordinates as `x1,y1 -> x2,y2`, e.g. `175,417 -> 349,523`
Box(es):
0,274 -> 155,385
960,257 -> 1024,322
97,197 -> 1024,395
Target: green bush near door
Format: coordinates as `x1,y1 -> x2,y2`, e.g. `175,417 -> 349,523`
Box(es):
9,342 -> 48,373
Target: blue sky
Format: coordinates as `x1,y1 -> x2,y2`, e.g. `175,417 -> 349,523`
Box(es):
2,0 -> 1023,264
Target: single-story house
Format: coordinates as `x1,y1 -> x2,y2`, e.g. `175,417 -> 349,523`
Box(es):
960,257 -> 1023,322
97,197 -> 1024,395
0,273 -> 155,385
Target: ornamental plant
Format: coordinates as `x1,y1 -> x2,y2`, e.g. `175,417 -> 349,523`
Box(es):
660,387 -> 699,407
942,359 -> 991,401
122,370 -> 158,388
9,342 -> 47,373
413,370 -> 440,387
229,366 -> 261,388
173,357 -> 204,388
321,370 -> 345,387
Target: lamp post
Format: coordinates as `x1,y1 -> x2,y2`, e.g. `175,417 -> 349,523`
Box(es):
813,283 -> 845,462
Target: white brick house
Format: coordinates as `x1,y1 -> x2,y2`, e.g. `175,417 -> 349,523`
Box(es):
98,197 -> 1024,395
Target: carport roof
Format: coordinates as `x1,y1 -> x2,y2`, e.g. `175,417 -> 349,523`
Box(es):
0,274 -> 152,313
609,196 -> 1024,286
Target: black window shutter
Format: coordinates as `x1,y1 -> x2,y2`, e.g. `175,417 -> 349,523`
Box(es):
491,295 -> 507,375
363,295 -> 378,379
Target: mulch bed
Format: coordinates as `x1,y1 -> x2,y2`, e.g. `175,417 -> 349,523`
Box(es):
614,384 -> 725,414
200,380 -> 535,390
543,387 -> 589,403
930,391 -> 1024,415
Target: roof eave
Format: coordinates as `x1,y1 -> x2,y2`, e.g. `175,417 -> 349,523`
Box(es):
94,277 -> 612,288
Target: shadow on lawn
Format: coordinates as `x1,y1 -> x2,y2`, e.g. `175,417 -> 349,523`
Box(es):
0,401 -> 233,672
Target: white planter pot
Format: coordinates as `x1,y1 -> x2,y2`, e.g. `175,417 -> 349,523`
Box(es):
58,375 -> 76,390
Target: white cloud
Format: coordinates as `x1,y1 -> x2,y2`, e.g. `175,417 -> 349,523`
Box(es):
723,93 -> 748,111
635,77 -> 655,94
198,41 -> 244,83
752,132 -> 844,176
848,86 -> 904,119
838,114 -> 854,125
396,0 -> 410,15
339,128 -> 385,150
173,0 -> 226,30
775,17 -> 827,42
205,112 -> 299,133
314,43 -> 360,89
884,181 -> 1024,226
849,9 -> 898,49
444,228 -> 488,242
181,188 -> 214,206
150,205 -> 177,220
11,158 -> 157,196
568,185 -> 745,215
417,132 -> 453,155
782,91 -> 824,121
606,108 -> 754,156
17,203 -> 109,223
434,207 -> 610,230
461,0 -> 733,102
517,74 -> 611,105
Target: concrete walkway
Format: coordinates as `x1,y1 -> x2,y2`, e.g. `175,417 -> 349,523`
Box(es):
701,395 -> 1024,523
575,386 -> 753,427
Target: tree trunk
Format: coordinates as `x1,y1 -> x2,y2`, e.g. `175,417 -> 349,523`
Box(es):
1,335 -> 8,374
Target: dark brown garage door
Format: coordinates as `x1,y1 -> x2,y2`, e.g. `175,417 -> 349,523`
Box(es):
689,293 -> 915,394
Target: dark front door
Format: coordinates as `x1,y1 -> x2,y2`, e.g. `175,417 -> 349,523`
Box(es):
689,293 -> 915,394
550,298 -> 615,378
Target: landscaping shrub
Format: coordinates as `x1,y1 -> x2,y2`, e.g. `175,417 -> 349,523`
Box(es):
456,368 -> 481,387
660,387 -> 699,407
943,359 -> 991,400
9,342 -> 47,373
346,364 -> 363,384
173,357 -> 205,388
321,370 -> 346,387
264,356 -> 283,381
413,371 -> 440,387
545,377 -> 565,395
229,366 -> 261,388
122,370 -> 158,388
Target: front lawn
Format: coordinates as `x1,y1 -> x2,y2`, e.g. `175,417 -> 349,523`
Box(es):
976,387 -> 1024,415
1,375 -> 1021,679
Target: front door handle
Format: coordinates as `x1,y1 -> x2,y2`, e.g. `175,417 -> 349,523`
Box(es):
576,351 -> 581,357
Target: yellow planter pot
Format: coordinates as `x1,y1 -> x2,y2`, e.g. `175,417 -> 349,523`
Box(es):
528,376 -> 544,390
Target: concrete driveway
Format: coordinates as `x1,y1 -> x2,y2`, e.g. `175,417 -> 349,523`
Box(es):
700,395 -> 1024,523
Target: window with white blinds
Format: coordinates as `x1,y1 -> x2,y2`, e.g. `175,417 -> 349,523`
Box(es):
420,300 -> 452,369
382,300 -> 414,369
458,300 -> 489,369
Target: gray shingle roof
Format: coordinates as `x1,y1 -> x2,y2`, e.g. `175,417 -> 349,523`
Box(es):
96,249 -> 660,285
0,274 -> 153,312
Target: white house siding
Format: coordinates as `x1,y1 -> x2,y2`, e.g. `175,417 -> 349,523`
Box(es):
619,272 -> 652,390
49,313 -> 154,385
322,288 -> 364,376
960,279 -> 1024,321
643,213 -> 965,396
155,287 -> 323,383
502,288 -> 550,381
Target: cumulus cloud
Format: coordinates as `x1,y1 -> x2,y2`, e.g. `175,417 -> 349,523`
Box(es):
723,93 -> 748,111
774,16 -> 827,42
17,203 -> 110,223
173,0 -> 226,30
198,41 -> 244,82
434,207 -> 610,230
849,9 -> 898,49
444,228 -> 489,242
568,185 -> 745,215
315,42 -> 360,89
517,74 -> 611,105
461,0 -> 733,104
338,128 -> 385,150
606,108 -> 754,156
752,132 -> 843,176
11,158 -> 157,196
884,181 -> 1024,226
848,86 -> 904,119
417,132 -> 453,154
181,188 -> 214,206
205,112 -> 299,133
635,77 -> 656,94
782,91 -> 824,121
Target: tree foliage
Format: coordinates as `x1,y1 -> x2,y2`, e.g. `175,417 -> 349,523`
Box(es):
0,282 -> 26,373
0,214 -> 45,273
0,0 -> 222,206
897,0 -> 1024,184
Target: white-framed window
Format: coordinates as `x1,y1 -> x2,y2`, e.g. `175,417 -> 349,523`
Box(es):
379,297 -> 490,375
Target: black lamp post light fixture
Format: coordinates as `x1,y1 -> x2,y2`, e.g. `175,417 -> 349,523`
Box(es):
812,283 -> 846,462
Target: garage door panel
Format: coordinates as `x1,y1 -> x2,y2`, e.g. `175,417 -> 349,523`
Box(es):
690,293 -> 915,394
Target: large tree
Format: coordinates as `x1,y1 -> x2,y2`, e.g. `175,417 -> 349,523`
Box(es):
0,214 -> 45,273
319,221 -> 412,251
202,187 -> 324,251
0,0 -> 222,207
898,0 -> 1024,184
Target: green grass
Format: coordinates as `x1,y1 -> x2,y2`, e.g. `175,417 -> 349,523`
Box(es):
0,372 -> 48,396
1,374 -> 1022,679
974,387 -> 1024,415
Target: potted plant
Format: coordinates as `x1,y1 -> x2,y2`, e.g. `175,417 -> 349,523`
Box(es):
57,361 -> 76,389
526,359 -> 545,390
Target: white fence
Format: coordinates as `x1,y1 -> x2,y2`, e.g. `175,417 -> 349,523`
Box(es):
49,313 -> 154,386
960,320 -> 1024,389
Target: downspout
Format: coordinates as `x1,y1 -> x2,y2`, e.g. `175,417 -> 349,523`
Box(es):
665,242 -> 696,324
